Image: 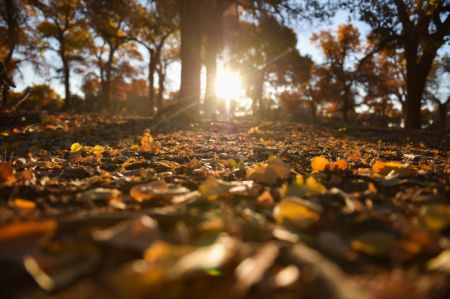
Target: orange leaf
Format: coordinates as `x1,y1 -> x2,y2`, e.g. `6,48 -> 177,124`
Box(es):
258,190 -> 274,205
0,220 -> 56,242
140,132 -> 154,150
311,156 -> 329,172
333,159 -> 348,171
12,199 -> 36,210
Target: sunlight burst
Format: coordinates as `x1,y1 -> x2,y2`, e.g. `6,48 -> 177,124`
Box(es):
215,69 -> 242,101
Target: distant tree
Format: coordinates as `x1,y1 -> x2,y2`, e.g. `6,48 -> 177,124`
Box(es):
227,16 -> 304,116
425,55 -> 450,130
16,83 -> 63,111
340,0 -> 450,129
130,0 -> 177,115
359,50 -> 405,127
156,37 -> 178,109
30,0 -> 91,108
311,24 -> 362,123
84,0 -> 138,108
0,0 -> 28,108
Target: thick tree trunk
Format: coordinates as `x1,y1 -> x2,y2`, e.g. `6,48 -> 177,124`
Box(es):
203,4 -> 223,118
179,0 -> 202,119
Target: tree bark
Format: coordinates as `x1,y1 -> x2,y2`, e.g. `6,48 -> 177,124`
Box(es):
179,0 -> 202,119
1,0 -> 18,108
203,3 -> 223,118
103,47 -> 115,108
148,49 -> 156,116
156,63 -> 166,110
61,51 -> 71,109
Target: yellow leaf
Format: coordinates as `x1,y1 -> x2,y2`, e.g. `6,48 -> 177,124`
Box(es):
295,174 -> 304,186
93,145 -> 105,155
130,144 -> 139,150
70,142 -> 82,153
306,176 -> 326,194
372,160 -> 409,175
311,156 -> 329,172
248,126 -> 260,135
12,198 -> 36,210
273,197 -> 321,229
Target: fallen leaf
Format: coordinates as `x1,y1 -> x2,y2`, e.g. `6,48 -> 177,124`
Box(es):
198,176 -> 230,200
70,143 -> 82,153
12,198 -> 36,210
273,197 -> 322,229
311,156 -> 329,172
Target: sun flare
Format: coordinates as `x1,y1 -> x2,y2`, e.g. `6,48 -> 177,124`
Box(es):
215,69 -> 242,100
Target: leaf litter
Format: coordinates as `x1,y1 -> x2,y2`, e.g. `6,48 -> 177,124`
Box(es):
0,114 -> 449,299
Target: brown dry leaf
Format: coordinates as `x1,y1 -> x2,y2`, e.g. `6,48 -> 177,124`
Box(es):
247,156 -> 290,185
92,215 -> 159,251
351,231 -> 396,258
198,176 -> 230,200
311,156 -> 329,172
21,169 -> 34,180
24,242 -> 100,292
419,204 -> 450,232
348,148 -> 361,162
130,181 -> 189,202
0,162 -> 16,184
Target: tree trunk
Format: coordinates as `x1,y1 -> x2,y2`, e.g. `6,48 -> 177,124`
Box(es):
203,4 -> 223,118
404,62 -> 423,129
103,48 -> 115,108
179,0 -> 202,119
438,103 -> 447,131
310,100 -> 317,123
1,84 -> 8,109
1,0 -> 18,108
204,46 -> 218,118
157,63 -> 166,110
62,55 -> 71,109
252,71 -> 264,116
148,49 -> 156,116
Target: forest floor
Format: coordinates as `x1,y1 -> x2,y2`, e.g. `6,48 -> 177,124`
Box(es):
0,113 -> 449,299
